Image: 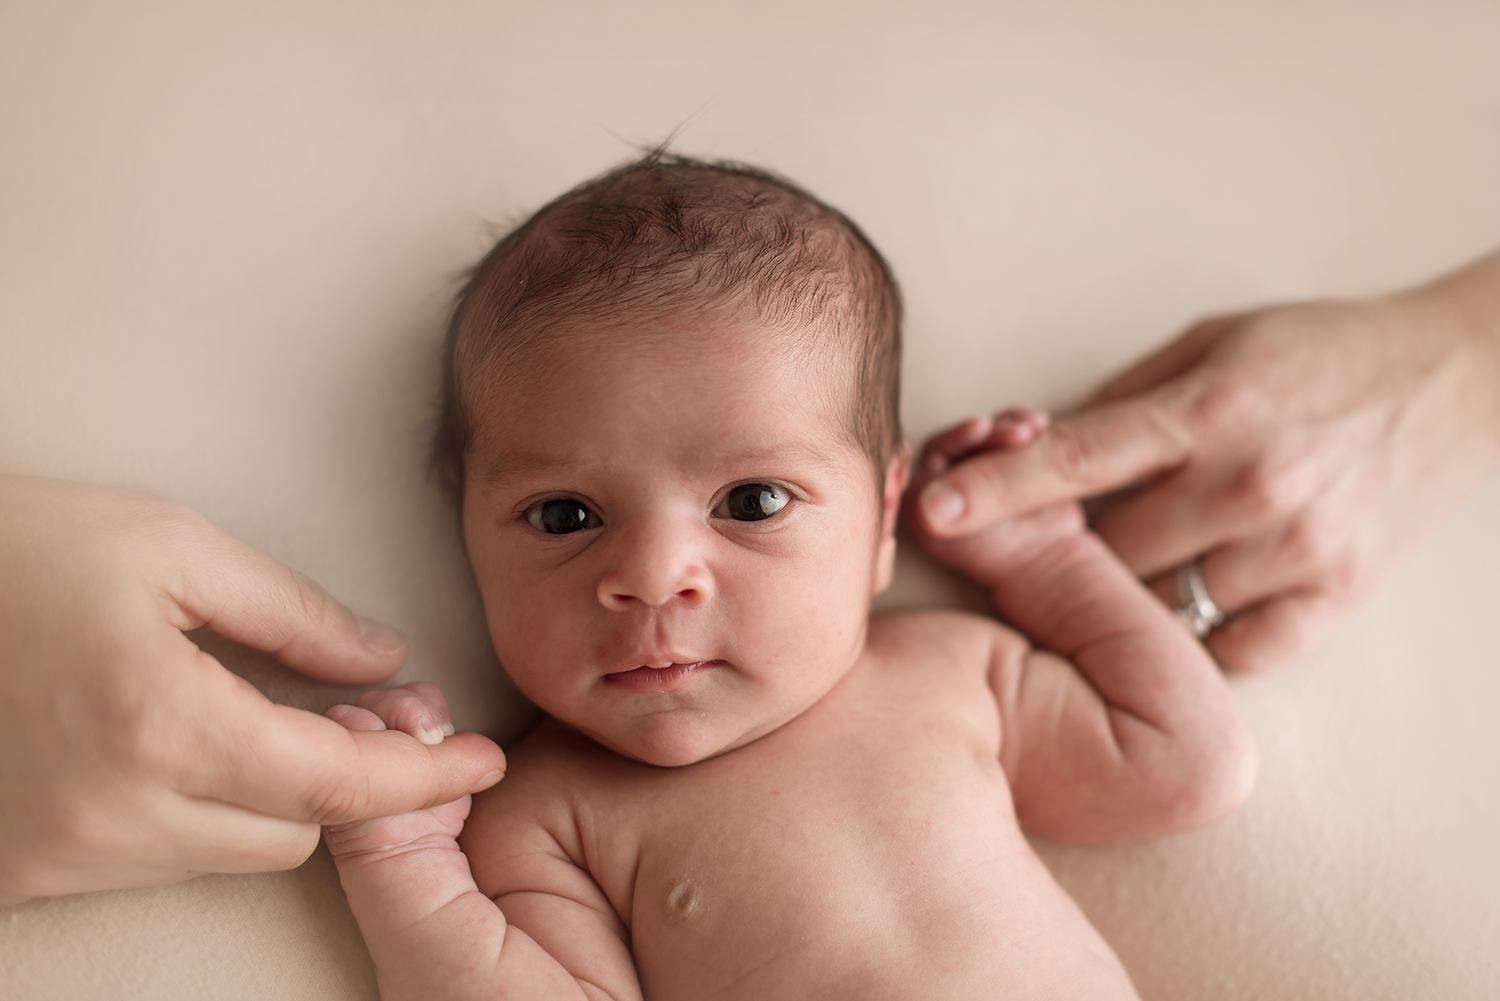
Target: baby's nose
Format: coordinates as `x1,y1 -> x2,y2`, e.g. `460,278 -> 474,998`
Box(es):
597,521 -> 714,611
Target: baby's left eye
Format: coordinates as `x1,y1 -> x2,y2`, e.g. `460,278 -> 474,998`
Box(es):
525,498 -> 601,534
714,483 -> 790,521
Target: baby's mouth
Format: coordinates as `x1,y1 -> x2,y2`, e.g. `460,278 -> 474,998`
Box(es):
604,660 -> 721,692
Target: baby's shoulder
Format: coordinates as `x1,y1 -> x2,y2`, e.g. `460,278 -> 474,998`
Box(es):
473,718 -> 621,811
462,719 -> 634,886
466,721 -> 615,836
864,607 -> 1031,684
850,609 -> 1030,751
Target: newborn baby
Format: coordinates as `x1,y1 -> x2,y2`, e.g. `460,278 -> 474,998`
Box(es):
322,155 -> 1255,1000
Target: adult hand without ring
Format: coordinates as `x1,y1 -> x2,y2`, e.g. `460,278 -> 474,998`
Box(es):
0,477 -> 506,906
911,250 -> 1500,673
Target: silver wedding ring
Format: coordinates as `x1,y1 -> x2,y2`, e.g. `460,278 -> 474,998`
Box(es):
1174,559 -> 1226,639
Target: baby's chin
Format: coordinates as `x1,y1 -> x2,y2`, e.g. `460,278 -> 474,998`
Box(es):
568,708 -> 785,768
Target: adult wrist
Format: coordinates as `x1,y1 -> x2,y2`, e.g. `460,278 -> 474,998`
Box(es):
1393,248 -> 1500,451
1408,249 -> 1500,355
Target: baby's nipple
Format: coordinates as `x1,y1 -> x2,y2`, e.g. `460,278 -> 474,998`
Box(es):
668,878 -> 702,921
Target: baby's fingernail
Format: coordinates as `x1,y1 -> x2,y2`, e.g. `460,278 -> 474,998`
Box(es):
356,617 -> 406,656
416,717 -> 446,745
920,483 -> 966,527
470,770 -> 503,793
440,719 -> 456,736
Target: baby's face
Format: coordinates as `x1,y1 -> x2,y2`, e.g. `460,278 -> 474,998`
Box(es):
462,313 -> 903,767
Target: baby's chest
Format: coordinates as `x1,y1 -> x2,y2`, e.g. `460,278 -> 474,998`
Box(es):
612,709 -> 1038,997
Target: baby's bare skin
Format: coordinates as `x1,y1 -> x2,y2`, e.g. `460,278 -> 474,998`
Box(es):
322,315 -> 1254,1000
465,611 -> 1134,1000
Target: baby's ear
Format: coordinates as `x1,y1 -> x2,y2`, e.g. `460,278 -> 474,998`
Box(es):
873,442 -> 912,594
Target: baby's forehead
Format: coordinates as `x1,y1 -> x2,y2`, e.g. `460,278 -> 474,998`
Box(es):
465,312 -> 861,455
480,304 -> 857,396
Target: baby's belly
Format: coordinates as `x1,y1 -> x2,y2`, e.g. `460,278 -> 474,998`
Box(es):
623,742 -> 1138,1000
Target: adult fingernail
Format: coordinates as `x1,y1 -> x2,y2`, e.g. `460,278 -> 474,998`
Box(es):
920,483 -> 965,527
356,617 -> 406,655
416,717 -> 446,745
470,770 -> 503,793
440,719 -> 456,736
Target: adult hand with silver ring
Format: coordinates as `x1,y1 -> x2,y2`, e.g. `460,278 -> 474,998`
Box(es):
908,249 -> 1500,673
1172,561 -> 1225,640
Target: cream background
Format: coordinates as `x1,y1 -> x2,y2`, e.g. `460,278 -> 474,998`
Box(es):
2,0 -> 1498,997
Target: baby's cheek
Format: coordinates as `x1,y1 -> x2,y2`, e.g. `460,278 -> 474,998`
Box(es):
741,549 -> 868,680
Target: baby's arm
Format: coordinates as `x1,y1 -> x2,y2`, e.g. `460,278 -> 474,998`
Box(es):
321,686 -> 640,1001
911,410 -> 1256,842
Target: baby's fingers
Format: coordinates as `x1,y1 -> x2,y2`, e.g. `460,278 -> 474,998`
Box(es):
325,704 -> 388,732
985,407 -> 1050,450
355,684 -> 455,746
920,416 -> 997,478
920,408 -> 1050,477
323,794 -> 473,859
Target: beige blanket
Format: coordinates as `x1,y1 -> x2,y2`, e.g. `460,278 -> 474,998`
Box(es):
3,1 -> 1498,997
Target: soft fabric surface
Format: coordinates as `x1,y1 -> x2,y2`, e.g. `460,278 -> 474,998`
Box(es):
2,1 -> 1497,997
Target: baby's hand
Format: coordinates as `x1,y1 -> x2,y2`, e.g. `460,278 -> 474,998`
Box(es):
322,684 -> 476,861
906,408 -> 1087,586
914,407 -> 1052,483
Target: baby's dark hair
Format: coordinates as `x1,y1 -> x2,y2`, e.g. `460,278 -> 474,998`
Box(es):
433,151 -> 902,496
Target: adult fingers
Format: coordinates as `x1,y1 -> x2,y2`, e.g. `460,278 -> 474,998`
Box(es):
1085,317 -> 1232,406
156,798 -> 324,875
1090,470 -> 1237,579
1093,433 -> 1337,580
184,673 -> 505,825
163,520 -> 408,686
915,395 -> 1193,538
1195,514 -> 1359,615
1145,568 -> 1345,674
1205,589 -> 1345,674
25,795 -> 326,898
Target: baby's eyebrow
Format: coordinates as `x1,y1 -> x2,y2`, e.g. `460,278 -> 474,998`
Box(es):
714,442 -> 851,473
470,451 -> 566,489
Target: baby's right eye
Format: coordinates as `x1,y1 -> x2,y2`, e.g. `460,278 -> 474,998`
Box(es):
526,499 -> 602,534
